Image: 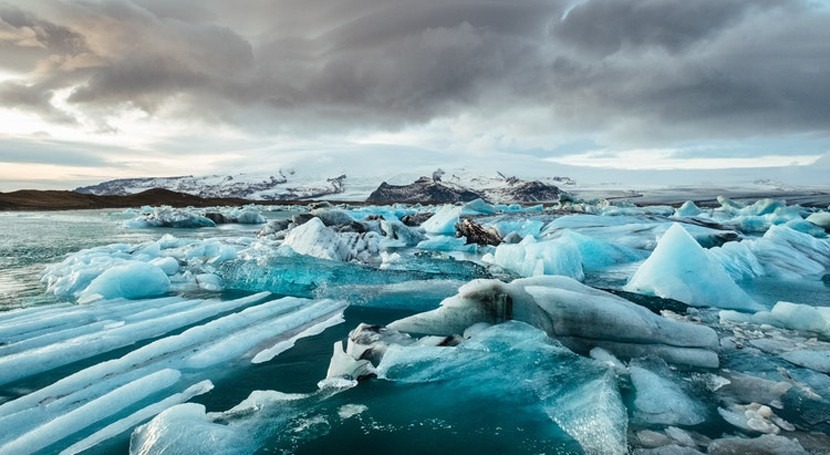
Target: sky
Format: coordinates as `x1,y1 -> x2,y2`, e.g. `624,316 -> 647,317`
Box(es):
0,0 -> 829,190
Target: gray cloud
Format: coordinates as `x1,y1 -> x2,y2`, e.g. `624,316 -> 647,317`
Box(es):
1,0 -> 829,147
551,0 -> 790,56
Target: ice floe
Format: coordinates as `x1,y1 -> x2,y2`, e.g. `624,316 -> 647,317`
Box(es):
386,276 -> 719,368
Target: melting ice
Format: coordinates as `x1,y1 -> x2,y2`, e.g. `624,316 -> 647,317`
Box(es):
1,196 -> 830,453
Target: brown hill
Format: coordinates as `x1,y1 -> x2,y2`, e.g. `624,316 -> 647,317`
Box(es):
0,188 -> 291,211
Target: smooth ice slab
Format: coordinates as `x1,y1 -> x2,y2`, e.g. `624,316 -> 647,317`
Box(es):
389,276 -> 719,368
79,262 -> 171,303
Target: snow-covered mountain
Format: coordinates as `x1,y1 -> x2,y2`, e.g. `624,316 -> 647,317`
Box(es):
75,171 -> 348,201
75,168 -> 576,203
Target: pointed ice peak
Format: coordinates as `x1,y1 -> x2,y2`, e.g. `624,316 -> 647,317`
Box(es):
625,223 -> 762,311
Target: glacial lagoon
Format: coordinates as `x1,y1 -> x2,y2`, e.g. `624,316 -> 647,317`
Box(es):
1,199 -> 830,454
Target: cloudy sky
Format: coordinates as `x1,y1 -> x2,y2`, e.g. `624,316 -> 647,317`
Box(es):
1,0 -> 829,189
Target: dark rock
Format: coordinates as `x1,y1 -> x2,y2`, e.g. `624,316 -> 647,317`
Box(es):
603,288 -> 691,315
498,178 -> 561,203
291,213 -> 315,225
502,232 -> 523,244
203,212 -> 237,224
401,213 -> 433,227
367,176 -> 483,204
456,218 -> 502,246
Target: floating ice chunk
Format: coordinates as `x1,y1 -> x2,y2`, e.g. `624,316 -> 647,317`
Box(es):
389,276 -> 719,368
282,218 -> 353,261
714,372 -> 791,409
717,402 -> 793,434
126,207 -> 216,229
674,201 -> 703,217
416,236 -> 478,253
708,434 -> 807,455
489,218 -> 545,238
326,341 -> 375,380
0,293 -> 271,386
780,350 -> 830,373
78,262 -> 170,304
131,381 -> 355,455
806,211 -> 830,229
235,209 -> 266,224
253,311 -> 345,364
60,380 -> 214,455
629,360 -> 705,426
541,214 -> 736,250
554,230 -> 647,271
195,273 -> 223,292
711,225 -> 830,281
337,404 -> 368,420
149,257 -> 179,275
0,369 -> 181,454
314,279 -> 463,312
309,208 -> 355,226
461,198 -> 497,215
720,301 -> 830,337
185,299 -> 347,368
379,219 -> 425,246
220,254 -> 488,299
421,205 -> 462,235
589,347 -> 627,373
493,235 -> 584,279
129,402 -> 247,455
625,223 -> 760,311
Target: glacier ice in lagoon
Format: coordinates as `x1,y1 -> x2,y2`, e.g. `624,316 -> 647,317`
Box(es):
4,197 -> 830,453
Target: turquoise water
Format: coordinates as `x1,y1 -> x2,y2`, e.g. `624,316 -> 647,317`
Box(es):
1,210 -> 584,454
0,210 -> 274,310
3,209 -> 830,454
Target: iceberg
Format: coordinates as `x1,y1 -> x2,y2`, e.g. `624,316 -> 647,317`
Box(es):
807,211 -> 830,230
710,225 -> 830,281
625,223 -> 761,311
421,205 -> 462,235
387,276 -> 719,368
541,214 -> 737,250
720,301 -> 830,337
492,235 -> 584,280
674,201 -> 703,218
282,217 -> 358,261
125,207 -> 216,229
219,254 -> 489,299
78,262 -> 170,303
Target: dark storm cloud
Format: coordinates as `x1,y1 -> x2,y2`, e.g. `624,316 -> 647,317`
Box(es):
1,0 -> 829,145
551,0 -> 789,56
